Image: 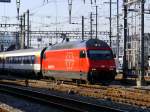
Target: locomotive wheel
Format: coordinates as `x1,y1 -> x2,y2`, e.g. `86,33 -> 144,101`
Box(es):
36,72 -> 43,79
72,79 -> 85,85
87,72 -> 95,84
76,80 -> 81,85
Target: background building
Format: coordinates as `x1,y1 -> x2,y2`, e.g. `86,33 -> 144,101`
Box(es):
0,32 -> 17,51
126,33 -> 150,76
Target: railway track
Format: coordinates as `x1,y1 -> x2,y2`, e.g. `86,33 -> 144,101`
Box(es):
0,84 -> 126,112
0,77 -> 150,109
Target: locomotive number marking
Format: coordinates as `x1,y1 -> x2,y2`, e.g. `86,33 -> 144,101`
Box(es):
65,52 -> 75,70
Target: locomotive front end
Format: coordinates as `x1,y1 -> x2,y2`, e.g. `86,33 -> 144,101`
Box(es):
87,49 -> 116,83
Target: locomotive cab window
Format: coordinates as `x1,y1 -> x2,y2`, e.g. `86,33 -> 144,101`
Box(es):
80,50 -> 86,58
88,50 -> 113,60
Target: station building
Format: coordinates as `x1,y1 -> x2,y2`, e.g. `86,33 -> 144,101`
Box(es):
0,32 -> 16,51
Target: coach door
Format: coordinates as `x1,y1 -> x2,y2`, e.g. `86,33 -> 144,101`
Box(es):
79,50 -> 86,79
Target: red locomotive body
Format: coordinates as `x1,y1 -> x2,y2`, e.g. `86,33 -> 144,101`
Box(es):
42,39 -> 116,83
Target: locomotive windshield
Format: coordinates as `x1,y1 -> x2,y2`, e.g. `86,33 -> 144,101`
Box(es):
88,50 -> 113,60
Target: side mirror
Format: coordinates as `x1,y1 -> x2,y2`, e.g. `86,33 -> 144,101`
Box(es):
113,54 -> 116,58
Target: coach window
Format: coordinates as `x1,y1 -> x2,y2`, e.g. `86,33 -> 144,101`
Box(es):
28,56 -> 30,64
25,56 -> 27,64
9,57 -> 11,63
15,57 -> 18,64
18,57 -> 21,63
27,56 -> 30,64
0,58 -> 3,63
13,57 -> 15,63
8,57 -> 10,63
11,57 -> 13,63
9,58 -> 10,63
30,56 -> 32,64
26,57 -> 28,64
12,57 -> 15,63
1,58 -> 4,63
12,57 -> 14,63
19,57 -> 22,64
6,58 -> 8,63
18,57 -> 19,63
25,56 -> 28,64
22,57 -> 24,64
15,57 -> 17,63
12,57 -> 16,63
5,58 -> 6,63
20,57 -> 22,64
9,57 -> 12,63
15,57 -> 17,64
7,57 -> 11,63
23,56 -> 26,64
26,56 -> 29,64
26,56 -> 30,64
0,58 -> 2,64
14,57 -> 16,63
31,56 -> 35,64
80,50 -> 86,58
29,56 -> 31,64
17,57 -> 19,64
8,57 -> 11,63
29,56 -> 32,64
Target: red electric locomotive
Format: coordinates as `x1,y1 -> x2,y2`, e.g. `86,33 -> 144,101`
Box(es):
42,38 -> 116,83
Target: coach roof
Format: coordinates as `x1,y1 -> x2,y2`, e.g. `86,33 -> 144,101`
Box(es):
0,48 -> 43,57
47,38 -> 110,50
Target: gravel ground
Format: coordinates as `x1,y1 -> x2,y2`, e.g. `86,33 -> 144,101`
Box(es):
0,93 -> 64,112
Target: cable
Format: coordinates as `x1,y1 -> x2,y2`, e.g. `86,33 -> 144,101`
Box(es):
29,0 -> 55,15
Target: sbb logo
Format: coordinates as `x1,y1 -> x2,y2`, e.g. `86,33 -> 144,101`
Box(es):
65,52 -> 75,70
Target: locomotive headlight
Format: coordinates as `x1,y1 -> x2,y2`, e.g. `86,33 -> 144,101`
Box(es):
109,68 -> 114,70
109,66 -> 116,70
92,68 -> 96,71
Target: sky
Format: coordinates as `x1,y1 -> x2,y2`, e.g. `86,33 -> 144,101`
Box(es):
0,0 -> 150,34
0,0 -> 123,32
